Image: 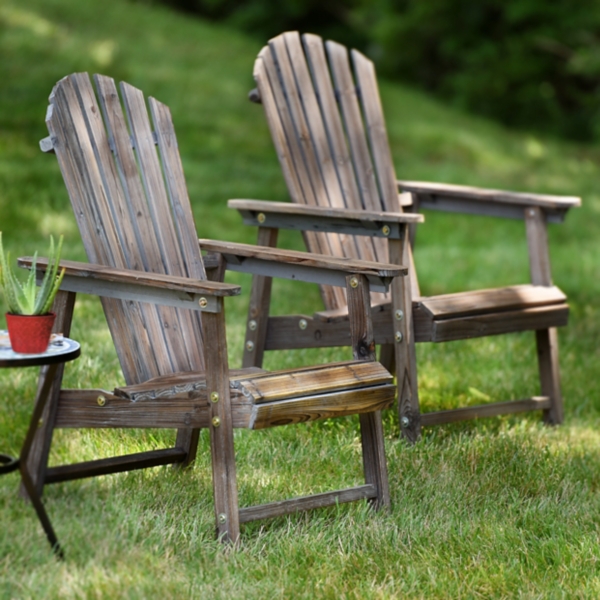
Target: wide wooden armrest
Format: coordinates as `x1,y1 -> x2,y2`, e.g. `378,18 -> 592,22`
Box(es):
397,180 -> 581,223
18,257 -> 240,313
199,239 -> 406,293
228,199 -> 422,240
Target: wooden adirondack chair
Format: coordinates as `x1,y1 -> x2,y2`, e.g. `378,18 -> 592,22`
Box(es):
229,31 -> 581,442
22,72 -> 410,546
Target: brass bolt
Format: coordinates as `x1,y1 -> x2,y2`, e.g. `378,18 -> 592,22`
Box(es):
97,395 -> 106,407
395,309 -> 404,321
257,212 -> 266,224
381,225 -> 391,236
248,319 -> 257,331
246,340 -> 255,352
212,416 -> 221,428
218,513 -> 227,524
199,297 -> 208,308
349,276 -> 359,288
299,318 -> 308,330
210,392 -> 219,403
395,331 -> 404,343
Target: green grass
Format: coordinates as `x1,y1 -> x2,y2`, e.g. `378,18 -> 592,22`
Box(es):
1,0 -> 600,597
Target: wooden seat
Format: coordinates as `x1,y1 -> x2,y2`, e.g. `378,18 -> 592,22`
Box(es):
23,72 -> 411,543
229,31 -> 580,441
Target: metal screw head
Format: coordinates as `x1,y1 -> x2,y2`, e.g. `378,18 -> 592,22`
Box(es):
381,225 -> 391,236
212,416 -> 221,428
257,212 -> 266,224
395,331 -> 404,343
246,340 -> 255,352
400,416 -> 410,428
395,309 -> 404,321
349,276 -> 359,288
299,318 -> 308,330
97,395 -> 106,407
218,513 -> 227,524
248,319 -> 257,331
210,392 -> 219,403
199,297 -> 208,308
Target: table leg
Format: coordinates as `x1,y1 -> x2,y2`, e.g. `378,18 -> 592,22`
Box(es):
0,453 -> 19,474
19,364 -> 64,558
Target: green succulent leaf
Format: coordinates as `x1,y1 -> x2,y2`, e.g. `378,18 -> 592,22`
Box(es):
0,232 -> 65,316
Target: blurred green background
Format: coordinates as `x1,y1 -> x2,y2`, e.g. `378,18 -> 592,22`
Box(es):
151,0 -> 600,141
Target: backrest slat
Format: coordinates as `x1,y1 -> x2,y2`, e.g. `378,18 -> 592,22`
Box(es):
256,41 -> 346,309
92,75 -> 200,378
254,34 -> 395,310
149,96 -> 206,368
120,81 -> 205,374
351,51 -> 401,215
325,41 -> 382,214
48,74 -> 162,381
47,73 -> 206,383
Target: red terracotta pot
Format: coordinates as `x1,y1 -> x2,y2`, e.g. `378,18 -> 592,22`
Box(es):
5,312 -> 56,354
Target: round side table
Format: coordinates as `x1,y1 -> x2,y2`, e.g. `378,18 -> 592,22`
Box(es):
0,332 -> 80,557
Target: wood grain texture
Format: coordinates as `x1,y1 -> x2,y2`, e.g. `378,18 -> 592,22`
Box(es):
398,180 -> 581,209
242,226 -> 278,369
40,70 -> 408,539
247,32 -> 577,435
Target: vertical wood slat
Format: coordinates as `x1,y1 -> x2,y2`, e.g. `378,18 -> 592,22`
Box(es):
302,33 -> 364,263
257,38 -> 345,309
48,74 -> 158,382
345,274 -> 389,509
302,33 -> 362,212
325,41 -> 382,214
282,32 -> 346,212
149,96 -> 207,371
310,36 -> 386,300
119,81 -> 200,375
525,206 -> 563,424
201,302 -> 240,543
242,227 -> 278,369
388,238 -> 420,442
323,38 -> 387,304
351,49 -> 399,268
282,33 -> 358,266
91,74 -> 183,380
525,206 -> 553,286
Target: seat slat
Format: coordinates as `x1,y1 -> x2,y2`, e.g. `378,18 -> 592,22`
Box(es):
238,360 -> 392,403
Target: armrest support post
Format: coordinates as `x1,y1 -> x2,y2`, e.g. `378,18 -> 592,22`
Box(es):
525,206 -> 552,286
242,227 -> 279,369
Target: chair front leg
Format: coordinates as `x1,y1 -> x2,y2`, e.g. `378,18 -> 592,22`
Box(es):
388,238 -> 420,442
346,274 -> 390,510
201,300 -> 240,543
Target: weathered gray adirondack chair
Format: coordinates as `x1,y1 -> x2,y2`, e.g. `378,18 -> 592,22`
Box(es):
229,31 -> 581,442
24,72 -> 410,544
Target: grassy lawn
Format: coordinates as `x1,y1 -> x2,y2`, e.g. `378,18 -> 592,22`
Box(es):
1,0 -> 600,597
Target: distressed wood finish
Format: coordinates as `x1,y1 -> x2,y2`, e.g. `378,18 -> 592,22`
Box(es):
398,181 -> 581,223
33,72 -> 402,545
244,31 -> 579,436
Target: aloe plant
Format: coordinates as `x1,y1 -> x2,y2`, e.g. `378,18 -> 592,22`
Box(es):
0,232 -> 66,315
